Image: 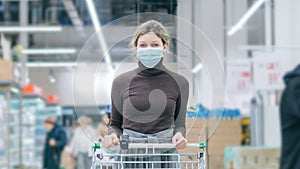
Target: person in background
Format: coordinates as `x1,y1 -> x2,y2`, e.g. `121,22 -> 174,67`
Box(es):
97,112 -> 111,141
69,116 -> 96,169
280,64 -> 300,169
43,115 -> 67,169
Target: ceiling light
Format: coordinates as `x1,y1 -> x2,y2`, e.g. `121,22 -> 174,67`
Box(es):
85,0 -> 113,72
192,63 -> 204,74
0,26 -> 62,32
26,62 -> 77,67
22,48 -> 76,55
49,69 -> 56,83
227,0 -> 266,36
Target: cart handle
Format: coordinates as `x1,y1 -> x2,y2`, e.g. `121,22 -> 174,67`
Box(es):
93,142 -> 206,151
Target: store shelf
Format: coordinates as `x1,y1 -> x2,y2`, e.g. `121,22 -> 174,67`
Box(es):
0,81 -> 22,169
22,94 -> 46,168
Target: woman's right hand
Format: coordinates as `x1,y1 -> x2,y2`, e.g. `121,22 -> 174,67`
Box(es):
102,133 -> 120,148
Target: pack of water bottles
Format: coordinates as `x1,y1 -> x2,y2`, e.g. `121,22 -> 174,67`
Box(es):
187,104 -> 241,119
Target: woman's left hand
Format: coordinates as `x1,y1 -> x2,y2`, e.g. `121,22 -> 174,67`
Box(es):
172,132 -> 187,150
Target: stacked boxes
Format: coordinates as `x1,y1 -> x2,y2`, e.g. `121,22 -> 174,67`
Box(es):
180,118 -> 242,169
180,118 -> 242,152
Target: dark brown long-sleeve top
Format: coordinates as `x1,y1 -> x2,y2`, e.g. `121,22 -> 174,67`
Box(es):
108,60 -> 189,138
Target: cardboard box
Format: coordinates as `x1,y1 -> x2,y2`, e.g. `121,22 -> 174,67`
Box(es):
209,155 -> 224,169
186,118 -> 206,128
184,118 -> 242,156
0,60 -> 14,81
181,118 -> 242,169
0,60 -> 20,83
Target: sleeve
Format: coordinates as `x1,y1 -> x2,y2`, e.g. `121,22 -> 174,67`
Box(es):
174,78 -> 189,137
108,77 -> 124,138
293,82 -> 300,118
55,129 -> 67,149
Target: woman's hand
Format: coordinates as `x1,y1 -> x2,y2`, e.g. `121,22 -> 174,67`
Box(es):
172,132 -> 187,150
102,133 -> 120,148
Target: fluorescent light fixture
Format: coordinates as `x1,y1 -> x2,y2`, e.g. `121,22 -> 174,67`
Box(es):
240,45 -> 300,51
85,0 -> 113,71
192,63 -> 203,73
49,69 -> 56,83
85,0 -> 100,31
23,48 -> 76,55
227,0 -> 266,36
0,26 -> 62,32
26,62 -> 77,67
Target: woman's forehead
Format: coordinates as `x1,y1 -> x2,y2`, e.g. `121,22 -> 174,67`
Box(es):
138,32 -> 162,42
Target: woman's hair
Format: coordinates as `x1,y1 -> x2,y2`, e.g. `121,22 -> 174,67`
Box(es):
130,20 -> 169,48
105,112 -> 111,120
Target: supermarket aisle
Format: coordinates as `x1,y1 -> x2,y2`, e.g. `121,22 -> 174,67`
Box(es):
0,0 -> 299,169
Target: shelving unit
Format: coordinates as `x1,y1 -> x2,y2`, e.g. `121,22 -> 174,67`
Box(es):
0,81 -> 22,169
22,95 -> 46,169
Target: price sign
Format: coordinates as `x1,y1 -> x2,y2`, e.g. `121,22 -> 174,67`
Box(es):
226,60 -> 252,93
253,57 -> 284,90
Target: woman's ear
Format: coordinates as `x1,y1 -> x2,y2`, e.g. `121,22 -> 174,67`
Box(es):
163,44 -> 168,53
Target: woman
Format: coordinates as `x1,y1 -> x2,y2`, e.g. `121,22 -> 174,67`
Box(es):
104,20 -> 189,168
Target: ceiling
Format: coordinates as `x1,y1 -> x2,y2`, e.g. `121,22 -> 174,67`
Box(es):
0,0 -> 178,64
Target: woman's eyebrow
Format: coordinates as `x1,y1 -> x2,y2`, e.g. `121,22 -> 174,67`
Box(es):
138,40 -> 160,44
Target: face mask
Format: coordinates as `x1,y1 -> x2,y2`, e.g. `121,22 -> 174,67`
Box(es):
136,47 -> 164,68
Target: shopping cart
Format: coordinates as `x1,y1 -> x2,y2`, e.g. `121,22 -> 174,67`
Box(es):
90,136 -> 206,169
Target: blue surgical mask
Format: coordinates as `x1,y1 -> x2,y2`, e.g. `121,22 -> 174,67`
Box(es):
136,47 -> 164,68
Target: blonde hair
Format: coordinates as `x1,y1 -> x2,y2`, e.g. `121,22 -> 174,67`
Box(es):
130,20 -> 169,48
77,116 -> 93,127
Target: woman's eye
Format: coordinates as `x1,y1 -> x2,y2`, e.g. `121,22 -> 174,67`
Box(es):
152,44 -> 159,47
139,44 -> 146,47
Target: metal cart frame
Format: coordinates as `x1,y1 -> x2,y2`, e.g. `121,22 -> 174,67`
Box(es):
91,141 -> 206,169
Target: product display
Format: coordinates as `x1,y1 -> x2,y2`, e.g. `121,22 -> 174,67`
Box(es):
0,95 -> 7,168
22,96 -> 46,168
0,81 -> 22,169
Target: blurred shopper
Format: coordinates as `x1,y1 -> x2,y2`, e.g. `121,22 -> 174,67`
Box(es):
70,116 -> 96,169
97,112 -> 111,141
43,115 -> 67,169
280,64 -> 300,169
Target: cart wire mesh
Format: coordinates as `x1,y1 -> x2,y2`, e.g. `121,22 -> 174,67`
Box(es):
91,142 -> 206,169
